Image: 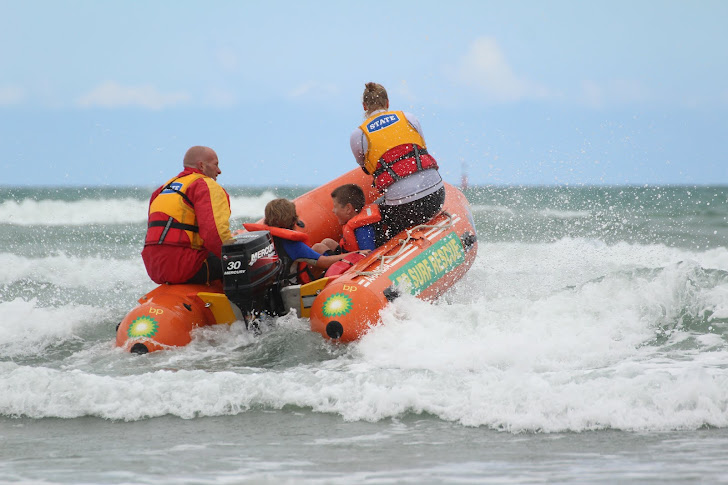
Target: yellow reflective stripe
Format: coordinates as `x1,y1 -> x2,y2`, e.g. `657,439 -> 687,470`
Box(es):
203,178 -> 233,243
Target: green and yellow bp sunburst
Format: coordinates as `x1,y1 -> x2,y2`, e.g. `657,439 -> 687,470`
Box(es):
322,293 -> 353,317
127,315 -> 159,338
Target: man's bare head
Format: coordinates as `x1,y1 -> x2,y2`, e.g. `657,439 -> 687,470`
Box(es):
183,146 -> 221,181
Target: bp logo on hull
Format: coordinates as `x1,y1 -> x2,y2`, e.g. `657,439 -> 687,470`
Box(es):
322,293 -> 353,317
127,315 -> 159,338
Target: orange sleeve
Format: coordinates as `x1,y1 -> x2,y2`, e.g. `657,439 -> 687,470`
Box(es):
188,178 -> 233,257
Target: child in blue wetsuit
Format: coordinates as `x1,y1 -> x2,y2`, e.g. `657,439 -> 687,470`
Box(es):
330,184 -> 380,252
255,198 -> 349,284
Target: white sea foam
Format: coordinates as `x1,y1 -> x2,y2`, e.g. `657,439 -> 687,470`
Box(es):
479,238 -> 728,301
0,198 -> 149,225
2,337 -> 727,431
0,251 -> 149,288
1,238 -> 727,431
0,191 -> 274,226
229,191 -> 276,220
0,299 -> 109,356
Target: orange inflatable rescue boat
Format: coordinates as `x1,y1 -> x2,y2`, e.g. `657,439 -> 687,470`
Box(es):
116,168 -> 478,353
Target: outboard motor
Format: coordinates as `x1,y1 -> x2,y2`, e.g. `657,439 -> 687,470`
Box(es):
222,231 -> 282,328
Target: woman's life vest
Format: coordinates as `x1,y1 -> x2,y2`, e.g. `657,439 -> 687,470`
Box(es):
145,172 -> 207,249
243,223 -> 315,285
359,110 -> 439,191
339,204 -> 381,252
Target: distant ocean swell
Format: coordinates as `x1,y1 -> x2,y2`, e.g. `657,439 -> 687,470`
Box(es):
0,191 -> 277,226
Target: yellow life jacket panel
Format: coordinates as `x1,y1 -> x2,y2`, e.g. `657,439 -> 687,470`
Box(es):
358,110 -> 438,190
146,172 -> 207,250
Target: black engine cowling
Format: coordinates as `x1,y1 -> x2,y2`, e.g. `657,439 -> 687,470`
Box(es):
222,231 -> 282,319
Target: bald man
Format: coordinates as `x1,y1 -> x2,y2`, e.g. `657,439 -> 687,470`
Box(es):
142,146 -> 234,285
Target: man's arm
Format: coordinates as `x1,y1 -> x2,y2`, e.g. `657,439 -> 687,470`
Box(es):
189,179 -> 233,257
349,128 -> 366,166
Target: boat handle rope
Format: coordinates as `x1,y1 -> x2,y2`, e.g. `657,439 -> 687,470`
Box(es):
356,212 -> 455,278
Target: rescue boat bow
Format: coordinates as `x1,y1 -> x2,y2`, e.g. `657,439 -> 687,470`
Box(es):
308,186 -> 478,342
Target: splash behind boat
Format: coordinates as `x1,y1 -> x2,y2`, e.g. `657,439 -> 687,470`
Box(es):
116,168 -> 478,352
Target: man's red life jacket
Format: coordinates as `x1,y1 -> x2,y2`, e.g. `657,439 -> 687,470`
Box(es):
145,172 -> 207,249
142,169 -> 232,285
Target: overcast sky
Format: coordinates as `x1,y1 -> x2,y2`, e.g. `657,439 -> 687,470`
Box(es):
1,0 -> 726,187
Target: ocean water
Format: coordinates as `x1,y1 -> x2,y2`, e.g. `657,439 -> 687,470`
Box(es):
1,183 -> 728,484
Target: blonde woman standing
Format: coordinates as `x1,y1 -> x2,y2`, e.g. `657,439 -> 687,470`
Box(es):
349,82 -> 445,243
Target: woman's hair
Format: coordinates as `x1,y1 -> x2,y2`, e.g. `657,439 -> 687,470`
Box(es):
331,184 -> 365,212
362,82 -> 388,115
264,198 -> 298,229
